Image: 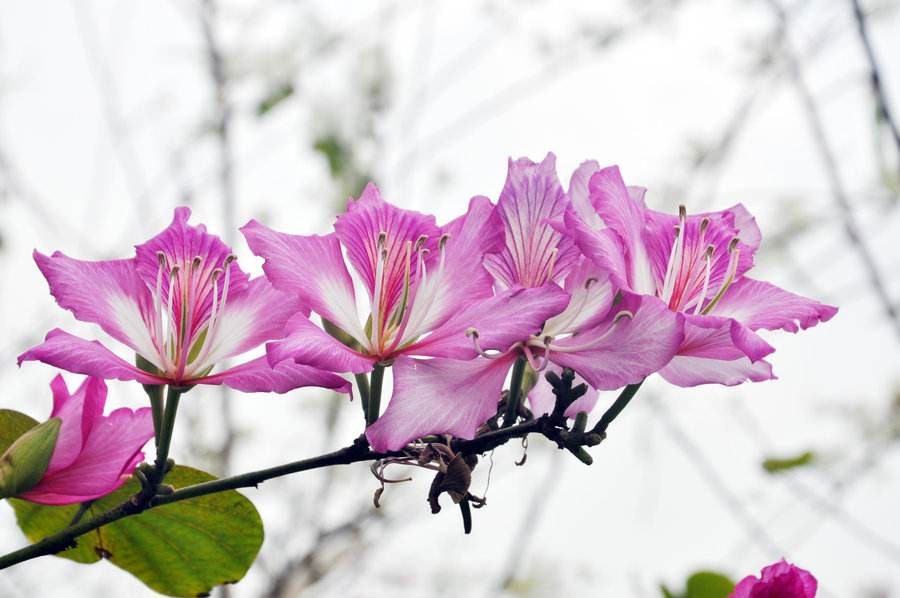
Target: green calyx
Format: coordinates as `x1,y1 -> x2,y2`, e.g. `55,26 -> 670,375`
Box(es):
0,418 -> 61,499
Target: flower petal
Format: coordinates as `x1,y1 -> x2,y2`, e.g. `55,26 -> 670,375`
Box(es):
567,160 -> 603,228
333,182 -> 440,323
541,257 -> 615,337
396,196 -> 503,344
707,277 -> 838,333
33,251 -> 160,368
659,355 -> 775,387
242,221 -> 368,347
46,376 -> 106,474
404,284 -> 570,359
562,208 -> 631,290
550,294 -> 683,390
483,153 -> 579,289
677,314 -> 774,363
266,314 -> 376,374
197,355 -> 352,394
18,329 -> 167,385
20,406 -> 154,505
186,277 -> 307,375
134,207 -> 249,341
365,354 -> 516,451
588,166 -> 657,294
527,366 -> 599,418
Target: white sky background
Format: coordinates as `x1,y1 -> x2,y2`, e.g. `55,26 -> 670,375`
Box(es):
1,0 -> 900,596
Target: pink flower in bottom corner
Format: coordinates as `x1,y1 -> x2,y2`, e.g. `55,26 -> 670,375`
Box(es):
731,559 -> 818,598
6,375 -> 154,505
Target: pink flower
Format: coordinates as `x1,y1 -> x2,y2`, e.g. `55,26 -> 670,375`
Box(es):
15,376 -> 154,505
565,165 -> 838,387
243,183 -> 570,449
731,559 -> 818,597
365,155 -> 683,450
18,208 -> 350,394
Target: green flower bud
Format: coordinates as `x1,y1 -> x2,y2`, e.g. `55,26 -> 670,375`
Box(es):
0,418 -> 61,499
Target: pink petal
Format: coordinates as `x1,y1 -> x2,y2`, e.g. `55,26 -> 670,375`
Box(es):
18,329 -> 167,385
266,314 -> 376,374
483,153 -> 579,289
333,182 -> 440,325
134,207 -> 249,343
542,257 -> 615,337
242,221 -> 368,347
397,196 -> 504,344
562,208 -> 631,292
192,277 -> 308,370
46,376 -> 107,474
708,277 -> 838,333
404,284 -> 570,359
677,314 -> 774,363
197,356 -> 352,394
550,293 -> 683,390
20,406 -> 154,505
588,166 -> 657,294
567,160 -> 603,228
642,204 -> 758,310
365,354 -> 516,451
527,366 -> 599,418
33,251 -> 160,364
660,355 -> 775,387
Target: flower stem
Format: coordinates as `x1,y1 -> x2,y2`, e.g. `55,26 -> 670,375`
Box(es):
502,356 -> 527,428
146,386 -> 165,448
153,386 -> 183,480
354,373 -> 371,422
591,380 -> 644,436
366,365 -> 385,426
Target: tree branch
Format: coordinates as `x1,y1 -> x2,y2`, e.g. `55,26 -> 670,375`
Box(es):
0,369 -> 635,571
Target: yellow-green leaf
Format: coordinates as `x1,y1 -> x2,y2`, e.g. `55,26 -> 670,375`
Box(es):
9,465 -> 264,597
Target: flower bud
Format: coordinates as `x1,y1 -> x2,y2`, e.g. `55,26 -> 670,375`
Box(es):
0,418 -> 61,499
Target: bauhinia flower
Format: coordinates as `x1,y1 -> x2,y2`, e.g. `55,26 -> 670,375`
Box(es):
243,183 -> 570,445
730,559 -> 818,598
365,154 -> 683,450
565,165 -> 837,386
0,375 -> 153,505
19,208 -> 350,394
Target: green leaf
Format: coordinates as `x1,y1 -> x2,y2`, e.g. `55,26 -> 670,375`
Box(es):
684,571 -> 735,597
762,450 -> 815,474
661,571 -> 735,598
256,82 -> 294,116
9,465 -> 264,597
0,409 -> 40,453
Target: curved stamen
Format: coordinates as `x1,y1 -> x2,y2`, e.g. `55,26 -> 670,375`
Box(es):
466,327 -> 502,359
692,245 -> 715,315
701,238 -> 740,315
549,310 -> 634,353
522,336 -> 553,373
370,246 -> 388,351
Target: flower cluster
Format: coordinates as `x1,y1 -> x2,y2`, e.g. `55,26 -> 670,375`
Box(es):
11,151 -> 836,503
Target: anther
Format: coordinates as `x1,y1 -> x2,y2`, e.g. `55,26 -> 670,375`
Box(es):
678,205 -> 687,221
169,264 -> 181,279
612,310 -> 635,324
728,237 -> 740,252
211,268 -> 223,281
156,251 -> 168,268
705,244 -> 715,257
584,277 -> 598,290
223,254 -> 237,266
414,235 -> 429,252
438,233 -> 450,251
377,231 -> 388,249
699,217 -> 710,234
466,327 -> 498,359
191,256 -> 202,270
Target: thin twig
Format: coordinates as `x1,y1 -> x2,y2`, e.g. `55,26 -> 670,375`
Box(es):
850,0 -> 900,176
765,0 -> 900,342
